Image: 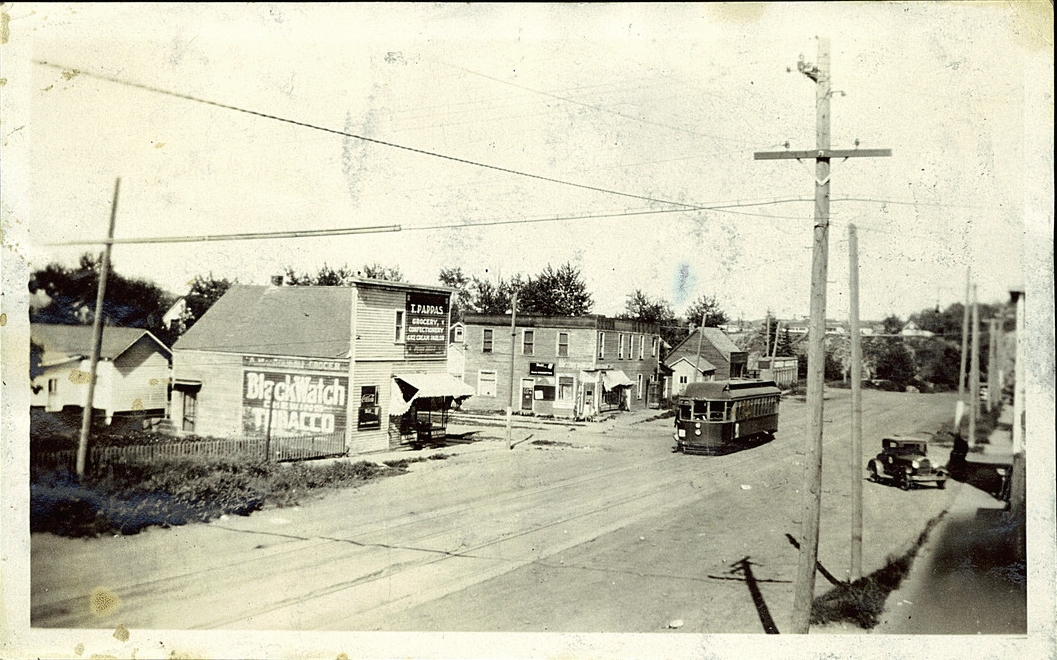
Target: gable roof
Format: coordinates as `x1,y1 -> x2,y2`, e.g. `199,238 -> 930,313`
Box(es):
30,323 -> 171,366
669,355 -> 717,374
665,327 -> 745,365
173,285 -> 353,358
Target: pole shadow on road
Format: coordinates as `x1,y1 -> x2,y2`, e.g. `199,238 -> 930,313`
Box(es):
707,557 -> 789,634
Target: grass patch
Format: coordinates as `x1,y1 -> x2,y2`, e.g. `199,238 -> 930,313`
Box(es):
383,453 -> 452,469
810,511 -> 947,629
31,456 -> 404,538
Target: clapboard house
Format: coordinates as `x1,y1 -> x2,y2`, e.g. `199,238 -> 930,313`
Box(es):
171,281 -> 471,455
30,323 -> 172,424
664,327 -> 748,382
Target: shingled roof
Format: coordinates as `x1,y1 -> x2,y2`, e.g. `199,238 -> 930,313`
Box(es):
30,323 -> 171,367
173,285 -> 353,359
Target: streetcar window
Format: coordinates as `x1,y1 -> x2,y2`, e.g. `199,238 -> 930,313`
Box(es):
694,400 -> 707,418
679,404 -> 692,420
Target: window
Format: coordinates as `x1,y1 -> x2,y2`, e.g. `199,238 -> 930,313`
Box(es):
557,376 -> 574,404
483,328 -> 493,353
557,332 -> 569,357
477,370 -> 497,397
639,335 -> 644,360
652,336 -> 658,357
618,334 -> 625,359
453,326 -> 464,342
679,375 -> 688,384
394,310 -> 405,342
598,332 -> 606,359
629,335 -> 635,360
523,329 -> 534,355
637,374 -> 644,399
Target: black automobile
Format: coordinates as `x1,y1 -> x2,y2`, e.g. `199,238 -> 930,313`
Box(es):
867,437 -> 948,490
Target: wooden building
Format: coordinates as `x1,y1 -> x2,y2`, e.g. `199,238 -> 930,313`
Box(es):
30,323 -> 172,424
171,281 -> 471,454
664,327 -> 748,382
459,314 -> 663,419
667,355 -> 718,397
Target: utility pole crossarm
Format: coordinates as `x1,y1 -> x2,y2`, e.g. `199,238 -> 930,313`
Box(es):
754,149 -> 892,160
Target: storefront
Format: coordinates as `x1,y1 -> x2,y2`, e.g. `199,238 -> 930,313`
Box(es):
388,372 -> 475,448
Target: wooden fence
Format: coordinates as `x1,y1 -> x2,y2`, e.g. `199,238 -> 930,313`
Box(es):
34,432 -> 348,470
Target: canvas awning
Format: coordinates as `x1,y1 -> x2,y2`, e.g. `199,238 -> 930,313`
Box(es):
602,369 -> 634,390
389,372 -> 475,416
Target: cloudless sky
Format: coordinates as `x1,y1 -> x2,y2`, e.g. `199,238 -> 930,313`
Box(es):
5,3 -> 1053,323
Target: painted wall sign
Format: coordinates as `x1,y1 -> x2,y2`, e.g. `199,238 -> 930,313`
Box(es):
242,369 -> 348,436
405,292 -> 449,357
242,355 -> 347,372
529,362 -> 555,376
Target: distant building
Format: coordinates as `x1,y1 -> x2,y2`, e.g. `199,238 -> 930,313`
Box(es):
30,323 -> 172,424
460,313 -> 663,419
665,327 -> 748,382
754,355 -> 799,388
171,282 -> 472,454
900,321 -> 935,337
667,356 -> 717,397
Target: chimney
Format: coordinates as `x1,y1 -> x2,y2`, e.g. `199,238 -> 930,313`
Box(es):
271,275 -> 284,286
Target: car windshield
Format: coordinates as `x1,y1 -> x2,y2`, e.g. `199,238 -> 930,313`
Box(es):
885,441 -> 926,455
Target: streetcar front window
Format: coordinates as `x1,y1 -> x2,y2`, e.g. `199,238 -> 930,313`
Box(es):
693,400 -> 708,419
679,404 -> 692,420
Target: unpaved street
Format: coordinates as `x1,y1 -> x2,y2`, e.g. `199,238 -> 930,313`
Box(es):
32,389 -> 958,633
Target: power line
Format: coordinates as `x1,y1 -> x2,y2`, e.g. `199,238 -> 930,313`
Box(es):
34,60 -> 702,211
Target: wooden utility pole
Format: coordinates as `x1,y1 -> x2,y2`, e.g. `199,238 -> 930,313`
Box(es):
969,285 -> 980,447
76,178 -> 120,478
754,38 -> 890,633
848,223 -> 863,582
956,268 -> 971,430
694,316 -> 705,382
506,289 -> 518,450
987,318 -> 998,413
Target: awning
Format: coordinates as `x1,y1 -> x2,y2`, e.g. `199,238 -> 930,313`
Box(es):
601,369 -> 634,390
389,372 -> 475,416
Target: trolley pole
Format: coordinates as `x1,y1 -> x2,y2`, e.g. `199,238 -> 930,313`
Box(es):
76,178 -> 120,478
754,37 -> 890,633
506,289 -> 518,450
848,223 -> 863,582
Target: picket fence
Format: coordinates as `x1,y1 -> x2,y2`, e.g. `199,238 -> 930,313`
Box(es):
35,432 -> 348,469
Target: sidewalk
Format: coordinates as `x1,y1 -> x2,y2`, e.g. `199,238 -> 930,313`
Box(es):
873,406 -> 1027,634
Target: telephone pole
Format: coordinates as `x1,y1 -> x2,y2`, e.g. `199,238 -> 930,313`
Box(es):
754,37 -> 890,633
506,289 -> 518,450
969,285 -> 980,447
957,268 -> 971,430
848,223 -> 863,582
76,178 -> 121,478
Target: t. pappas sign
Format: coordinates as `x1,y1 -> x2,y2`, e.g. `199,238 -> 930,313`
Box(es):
405,292 -> 449,357
243,371 -> 348,435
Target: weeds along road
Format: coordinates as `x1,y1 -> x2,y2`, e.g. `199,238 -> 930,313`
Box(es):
32,389 -> 957,632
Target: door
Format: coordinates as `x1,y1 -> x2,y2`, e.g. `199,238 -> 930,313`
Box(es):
520,378 -> 535,412
182,391 -> 197,432
46,378 -> 60,412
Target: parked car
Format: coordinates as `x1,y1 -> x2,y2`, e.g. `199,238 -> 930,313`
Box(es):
867,436 -> 948,490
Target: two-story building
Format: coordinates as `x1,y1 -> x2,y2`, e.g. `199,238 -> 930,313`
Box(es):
664,327 -> 748,383
171,281 -> 472,454
457,314 -> 663,419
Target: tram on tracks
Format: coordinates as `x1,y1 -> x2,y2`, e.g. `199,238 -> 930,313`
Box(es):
673,379 -> 781,454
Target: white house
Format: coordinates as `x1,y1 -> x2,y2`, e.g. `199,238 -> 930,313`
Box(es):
667,355 -> 717,397
30,323 -> 172,423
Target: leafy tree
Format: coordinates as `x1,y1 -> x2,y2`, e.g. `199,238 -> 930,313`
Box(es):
684,294 -> 729,329
881,314 -> 904,336
29,253 -> 176,342
619,289 -> 681,348
180,273 -> 234,333
438,267 -> 473,323
865,335 -> 916,388
283,262 -> 404,286
517,263 -> 593,316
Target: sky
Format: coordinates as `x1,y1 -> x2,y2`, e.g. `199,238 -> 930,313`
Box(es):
4,3 -> 1054,324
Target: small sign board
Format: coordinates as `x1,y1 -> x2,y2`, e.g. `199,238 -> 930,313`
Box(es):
529,362 -> 555,376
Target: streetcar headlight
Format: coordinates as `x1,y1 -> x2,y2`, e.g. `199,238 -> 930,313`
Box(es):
695,422 -> 701,429
695,429 -> 701,436
678,429 -> 686,438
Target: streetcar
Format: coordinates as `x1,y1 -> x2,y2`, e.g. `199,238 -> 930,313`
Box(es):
673,379 -> 781,454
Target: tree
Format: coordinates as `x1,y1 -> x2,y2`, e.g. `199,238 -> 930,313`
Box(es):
684,294 -> 729,329
438,267 -> 473,323
29,253 -> 176,341
517,263 -> 593,316
282,262 -> 404,286
180,273 -> 234,333
619,289 -> 681,348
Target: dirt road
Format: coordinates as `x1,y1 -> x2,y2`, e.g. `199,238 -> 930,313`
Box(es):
31,389 -> 957,633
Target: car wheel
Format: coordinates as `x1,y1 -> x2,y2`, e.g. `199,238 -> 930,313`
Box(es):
898,473 -> 911,491
936,479 -> 946,490
867,461 -> 880,482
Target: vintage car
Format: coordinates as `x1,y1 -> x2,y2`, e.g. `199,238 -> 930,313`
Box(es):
867,436 -> 948,490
